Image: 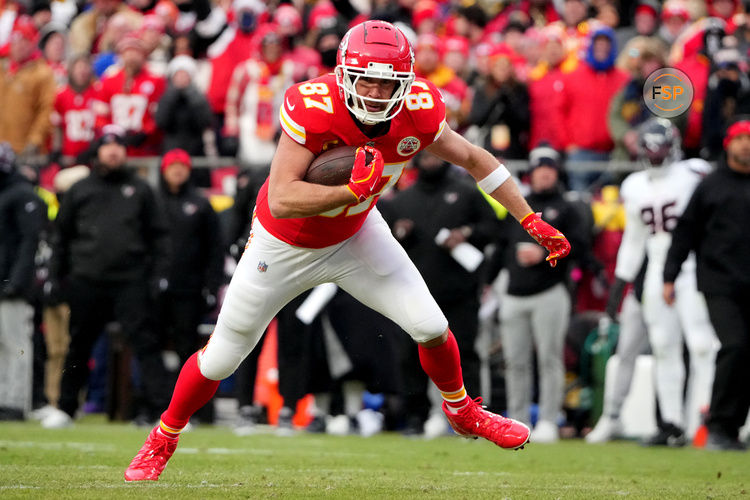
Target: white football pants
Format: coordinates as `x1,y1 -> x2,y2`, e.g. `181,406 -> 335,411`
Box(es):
642,265 -> 719,437
199,209 -> 448,381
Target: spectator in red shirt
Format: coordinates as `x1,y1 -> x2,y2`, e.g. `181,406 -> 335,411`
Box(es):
204,0 -> 266,155
95,33 -> 166,156
555,26 -> 628,190
52,55 -> 99,161
528,27 -> 572,150
414,34 -> 471,130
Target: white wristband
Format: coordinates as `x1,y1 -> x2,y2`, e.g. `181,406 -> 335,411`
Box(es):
477,164 -> 511,194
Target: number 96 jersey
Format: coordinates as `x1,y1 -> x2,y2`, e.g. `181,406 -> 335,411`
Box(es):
614,158 -> 712,282
256,74 -> 447,248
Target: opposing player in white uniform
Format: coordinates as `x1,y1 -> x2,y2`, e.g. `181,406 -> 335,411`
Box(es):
123,20 -> 571,482
613,118 -> 719,444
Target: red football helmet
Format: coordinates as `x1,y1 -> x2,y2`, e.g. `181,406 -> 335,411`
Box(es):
335,20 -> 415,124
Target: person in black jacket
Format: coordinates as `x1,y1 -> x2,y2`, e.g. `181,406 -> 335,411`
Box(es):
467,47 -> 530,160
156,149 -> 224,365
155,56 -> 213,157
41,125 -> 172,428
380,151 -> 500,436
0,142 -> 44,420
663,119 -> 750,451
490,145 -> 587,443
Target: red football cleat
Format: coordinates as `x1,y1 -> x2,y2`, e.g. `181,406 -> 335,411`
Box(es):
124,426 -> 179,481
443,397 -> 530,450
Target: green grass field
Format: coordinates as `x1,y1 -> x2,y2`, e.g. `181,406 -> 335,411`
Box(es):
1,416 -> 748,499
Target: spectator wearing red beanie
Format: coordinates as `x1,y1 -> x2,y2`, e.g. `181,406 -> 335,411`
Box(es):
156,147 -> 224,390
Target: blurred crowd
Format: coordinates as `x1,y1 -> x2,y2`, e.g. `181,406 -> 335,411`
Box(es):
1,0 -> 750,447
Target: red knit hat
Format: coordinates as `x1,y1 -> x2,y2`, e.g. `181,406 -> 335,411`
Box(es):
724,120 -> 750,149
161,148 -> 191,171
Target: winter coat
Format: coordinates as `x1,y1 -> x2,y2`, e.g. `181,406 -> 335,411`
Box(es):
0,57 -> 56,153
0,172 -> 44,299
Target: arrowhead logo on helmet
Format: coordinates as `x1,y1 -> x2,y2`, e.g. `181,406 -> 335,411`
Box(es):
335,20 -> 416,125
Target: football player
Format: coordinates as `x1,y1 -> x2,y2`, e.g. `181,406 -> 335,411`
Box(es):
124,20 -> 570,481
609,118 -> 719,446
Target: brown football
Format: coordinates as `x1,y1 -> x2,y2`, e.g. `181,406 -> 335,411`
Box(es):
303,146 -> 373,186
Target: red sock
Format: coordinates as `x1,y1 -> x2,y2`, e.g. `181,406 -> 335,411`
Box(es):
159,352 -> 220,437
418,330 -> 469,411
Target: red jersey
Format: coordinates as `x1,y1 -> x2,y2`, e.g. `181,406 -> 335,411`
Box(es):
53,84 -> 99,157
256,74 -> 446,249
95,66 -> 166,156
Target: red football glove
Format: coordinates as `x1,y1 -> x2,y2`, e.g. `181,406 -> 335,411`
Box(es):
347,145 -> 384,203
520,212 -> 571,268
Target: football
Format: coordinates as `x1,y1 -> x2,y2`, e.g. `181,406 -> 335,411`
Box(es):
303,146 -> 373,186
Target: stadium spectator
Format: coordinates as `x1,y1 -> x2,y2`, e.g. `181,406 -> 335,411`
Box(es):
608,37 -> 673,161
467,44 -> 530,160
555,25 -> 628,190
41,125 -> 172,429
380,151 -> 500,437
701,46 -> 750,160
664,119 -> 750,451
224,28 -> 294,170
490,146 -> 585,443
616,0 -> 661,49
140,14 -> 170,76
528,26 -> 571,150
0,142 -> 44,420
155,55 -> 213,156
95,32 -> 166,156
521,0 -> 560,29
51,55 -> 99,162
441,35 -> 472,83
155,148 -> 223,377
0,16 -> 56,157
38,23 -> 67,87
204,0 -> 266,156
414,34 -> 471,131
551,0 -> 594,63
658,1 -> 691,45
674,18 -> 725,157
124,20 -> 570,482
90,12 -> 141,77
707,0 -> 741,20
68,0 -> 142,55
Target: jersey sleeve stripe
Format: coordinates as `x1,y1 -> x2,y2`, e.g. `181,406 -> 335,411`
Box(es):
434,120 -> 447,142
279,105 -> 306,144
